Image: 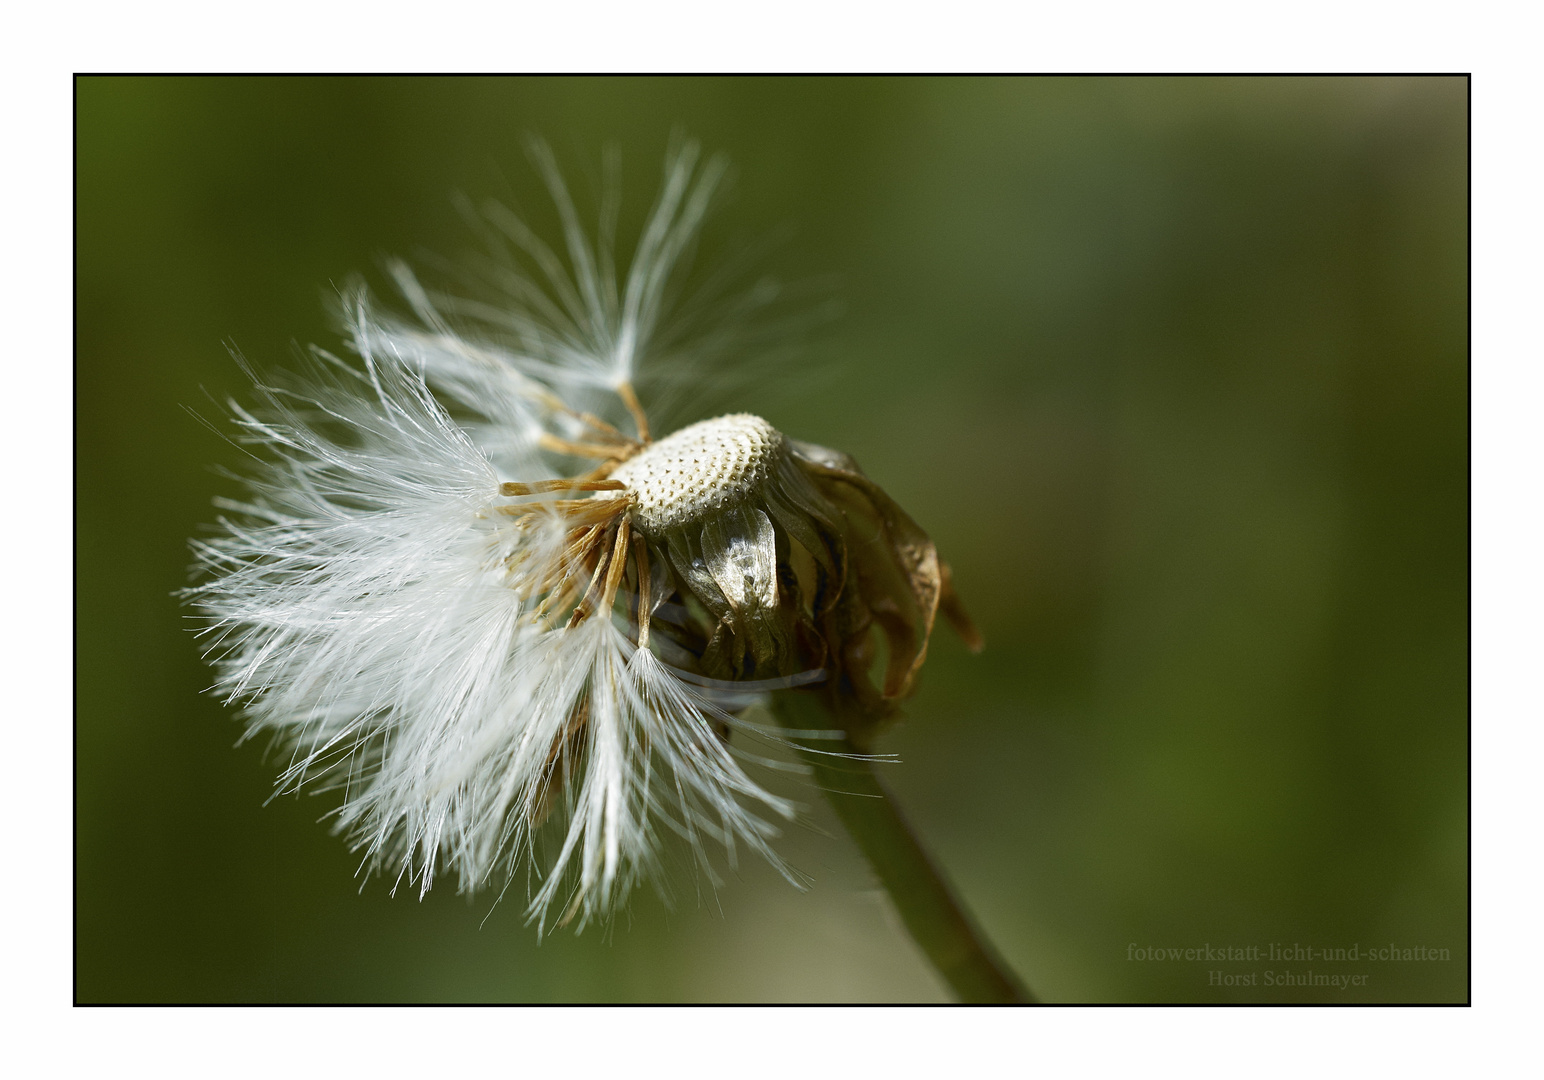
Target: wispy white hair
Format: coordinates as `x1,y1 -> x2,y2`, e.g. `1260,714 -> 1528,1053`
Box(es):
190,139 -> 804,930
380,136 -> 817,461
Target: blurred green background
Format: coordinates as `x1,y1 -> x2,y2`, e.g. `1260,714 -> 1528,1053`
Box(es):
76,76 -> 1467,1003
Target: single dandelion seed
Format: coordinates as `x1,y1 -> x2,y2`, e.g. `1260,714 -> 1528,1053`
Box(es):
189,137 -> 1026,1000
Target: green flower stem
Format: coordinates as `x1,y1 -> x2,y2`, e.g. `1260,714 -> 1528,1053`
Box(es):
774,692 -> 1036,1004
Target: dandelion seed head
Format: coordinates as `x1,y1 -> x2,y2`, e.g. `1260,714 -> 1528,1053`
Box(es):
187,138 -> 978,932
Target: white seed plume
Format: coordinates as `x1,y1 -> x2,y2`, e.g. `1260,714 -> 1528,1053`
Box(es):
189,141 -> 810,931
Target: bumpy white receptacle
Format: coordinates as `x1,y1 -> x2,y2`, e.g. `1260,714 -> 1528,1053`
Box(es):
609,413 -> 785,535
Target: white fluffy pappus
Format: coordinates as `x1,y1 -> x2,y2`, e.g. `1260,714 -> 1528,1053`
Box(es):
189,140 -> 819,931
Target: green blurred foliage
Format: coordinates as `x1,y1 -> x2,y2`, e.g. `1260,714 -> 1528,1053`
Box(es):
75,76 -> 1466,1002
